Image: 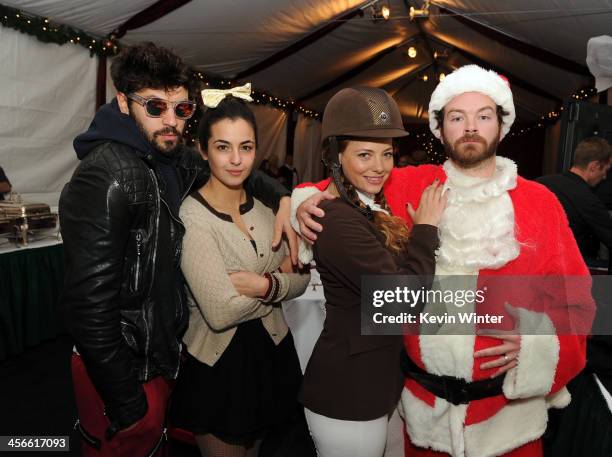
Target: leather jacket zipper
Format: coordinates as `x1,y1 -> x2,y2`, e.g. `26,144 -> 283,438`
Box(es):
161,198 -> 184,228
160,197 -> 185,263
173,287 -> 184,378
180,171 -> 198,202
135,230 -> 142,291
143,167 -> 161,379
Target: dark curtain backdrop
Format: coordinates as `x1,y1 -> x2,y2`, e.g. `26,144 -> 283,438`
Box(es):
397,123 -> 546,180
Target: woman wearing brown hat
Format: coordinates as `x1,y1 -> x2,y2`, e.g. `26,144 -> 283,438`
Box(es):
297,87 -> 447,457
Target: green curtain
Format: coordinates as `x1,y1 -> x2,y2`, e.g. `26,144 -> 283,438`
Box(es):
0,244 -> 65,359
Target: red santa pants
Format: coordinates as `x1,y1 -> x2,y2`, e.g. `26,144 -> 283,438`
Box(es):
404,428 -> 543,457
71,353 -> 170,457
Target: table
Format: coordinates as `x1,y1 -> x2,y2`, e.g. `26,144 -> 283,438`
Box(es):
0,238 -> 65,360
282,269 -> 326,373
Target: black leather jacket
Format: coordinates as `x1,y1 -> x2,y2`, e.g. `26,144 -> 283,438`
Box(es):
59,101 -> 289,435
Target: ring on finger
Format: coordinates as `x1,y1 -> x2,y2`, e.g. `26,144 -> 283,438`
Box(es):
503,354 -> 510,363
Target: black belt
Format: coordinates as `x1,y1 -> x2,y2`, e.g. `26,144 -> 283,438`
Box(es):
401,350 -> 505,405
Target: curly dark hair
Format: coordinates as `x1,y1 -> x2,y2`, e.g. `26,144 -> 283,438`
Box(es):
110,42 -> 198,98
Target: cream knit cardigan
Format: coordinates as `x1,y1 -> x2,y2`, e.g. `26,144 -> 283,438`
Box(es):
180,193 -> 310,366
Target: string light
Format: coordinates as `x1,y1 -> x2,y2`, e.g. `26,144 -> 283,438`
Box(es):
505,86 -> 597,139
188,73 -> 322,144
408,83 -> 592,156
381,5 -> 391,20
4,3 -> 599,144
0,4 -> 118,57
192,71 -> 319,126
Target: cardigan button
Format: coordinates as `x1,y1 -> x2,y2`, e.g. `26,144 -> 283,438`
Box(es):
260,253 -> 264,257
249,226 -> 254,231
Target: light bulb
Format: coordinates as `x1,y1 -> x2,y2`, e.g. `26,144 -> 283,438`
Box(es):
381,6 -> 390,20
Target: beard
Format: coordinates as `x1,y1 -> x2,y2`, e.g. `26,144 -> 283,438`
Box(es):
132,114 -> 183,157
443,132 -> 499,169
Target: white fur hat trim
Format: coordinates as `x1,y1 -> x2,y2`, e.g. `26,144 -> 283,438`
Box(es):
428,65 -> 516,140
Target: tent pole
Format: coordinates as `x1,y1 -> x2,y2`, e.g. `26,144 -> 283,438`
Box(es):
96,56 -> 107,111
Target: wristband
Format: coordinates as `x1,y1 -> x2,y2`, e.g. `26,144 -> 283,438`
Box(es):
258,272 -> 273,300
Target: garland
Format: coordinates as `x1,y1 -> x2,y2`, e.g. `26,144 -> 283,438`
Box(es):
0,3 -> 322,118
192,73 -> 320,119
1,2 -> 598,136
0,3 -> 118,56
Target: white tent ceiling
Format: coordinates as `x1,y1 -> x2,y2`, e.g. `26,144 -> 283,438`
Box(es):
2,0 -> 611,124
2,0 -> 159,36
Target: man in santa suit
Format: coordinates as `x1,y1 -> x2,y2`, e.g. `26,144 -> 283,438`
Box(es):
291,65 -> 594,457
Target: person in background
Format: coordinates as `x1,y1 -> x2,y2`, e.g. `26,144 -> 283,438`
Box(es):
596,172 -> 612,210
537,137 -> 612,267
0,166 -> 11,199
397,150 -> 429,168
538,142 -> 612,457
169,90 -> 310,457
278,155 -> 299,191
59,43 -> 294,457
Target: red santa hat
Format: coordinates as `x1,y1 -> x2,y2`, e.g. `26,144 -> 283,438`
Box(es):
428,65 -> 516,140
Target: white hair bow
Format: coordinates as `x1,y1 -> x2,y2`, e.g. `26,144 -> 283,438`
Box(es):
201,83 -> 253,108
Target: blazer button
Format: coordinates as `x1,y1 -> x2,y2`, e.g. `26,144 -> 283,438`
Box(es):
260,253 -> 264,257
249,226 -> 254,231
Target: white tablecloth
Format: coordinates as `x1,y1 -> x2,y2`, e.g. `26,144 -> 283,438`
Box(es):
0,235 -> 62,254
282,268 -> 326,373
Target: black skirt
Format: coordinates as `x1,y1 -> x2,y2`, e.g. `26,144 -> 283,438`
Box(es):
169,319 -> 303,444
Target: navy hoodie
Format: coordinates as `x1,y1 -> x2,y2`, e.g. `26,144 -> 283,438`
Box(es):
73,99 -> 182,214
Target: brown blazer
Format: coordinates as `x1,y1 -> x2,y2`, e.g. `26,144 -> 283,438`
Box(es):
300,198 -> 439,421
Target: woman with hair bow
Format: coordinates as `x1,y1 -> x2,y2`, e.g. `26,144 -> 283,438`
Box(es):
169,84 -> 310,457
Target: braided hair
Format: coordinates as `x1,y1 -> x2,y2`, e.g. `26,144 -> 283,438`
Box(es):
331,139 -> 411,254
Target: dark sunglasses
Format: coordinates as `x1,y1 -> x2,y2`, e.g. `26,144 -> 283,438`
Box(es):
127,93 -> 197,120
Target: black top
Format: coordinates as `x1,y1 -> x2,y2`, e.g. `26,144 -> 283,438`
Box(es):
152,149 -> 182,216
596,174 -> 612,210
537,171 -> 612,259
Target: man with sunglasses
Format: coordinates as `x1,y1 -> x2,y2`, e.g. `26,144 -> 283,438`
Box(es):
59,42 -> 295,457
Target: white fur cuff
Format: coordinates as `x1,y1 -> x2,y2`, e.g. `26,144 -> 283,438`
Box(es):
503,306 -> 559,399
290,187 -> 321,234
290,186 -> 321,264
